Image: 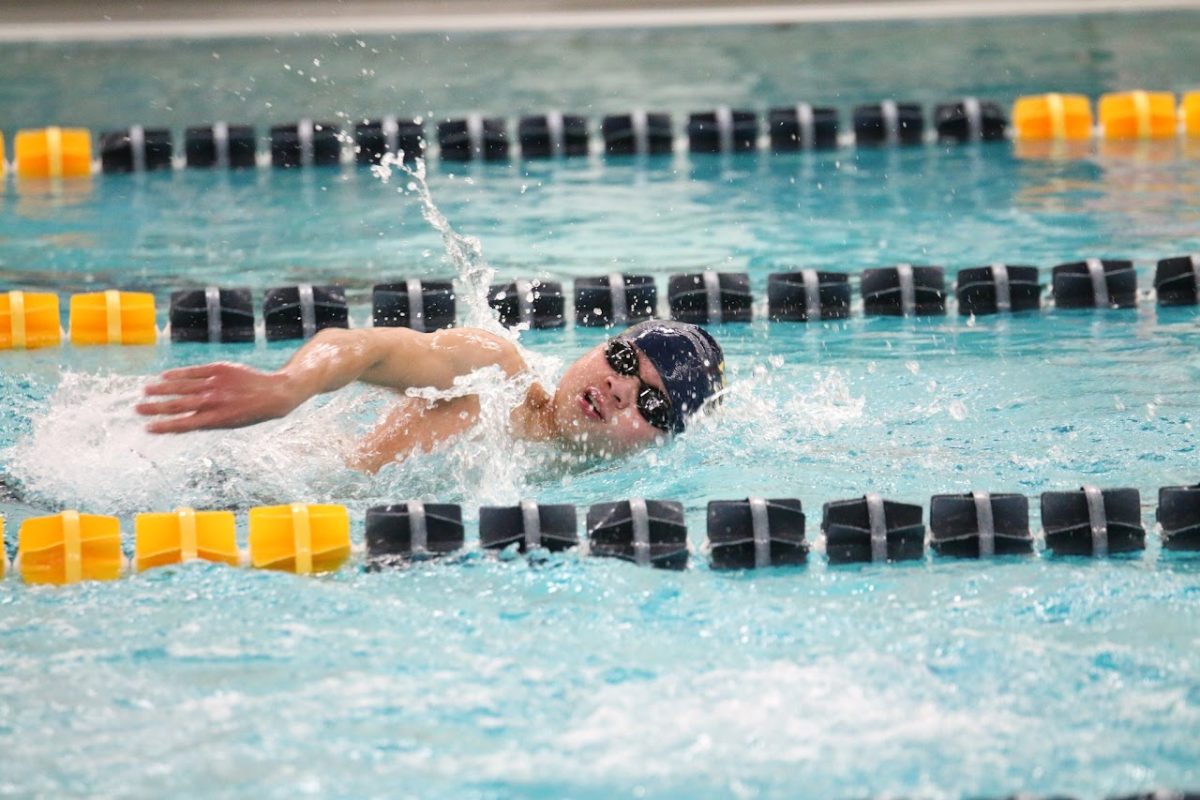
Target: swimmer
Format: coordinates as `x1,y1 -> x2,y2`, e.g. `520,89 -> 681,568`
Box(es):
136,320 -> 725,473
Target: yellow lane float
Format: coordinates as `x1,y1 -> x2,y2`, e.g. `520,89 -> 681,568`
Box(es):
1098,91 -> 1177,140
14,127 -> 93,179
1,291 -> 63,350
18,510 -> 124,585
1012,94 -> 1094,140
1183,92 -> 1200,138
249,503 -> 350,574
68,290 -> 157,345
135,508 -> 241,571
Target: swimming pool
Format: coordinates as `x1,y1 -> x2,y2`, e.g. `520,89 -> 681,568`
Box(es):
2,9 -> 1200,798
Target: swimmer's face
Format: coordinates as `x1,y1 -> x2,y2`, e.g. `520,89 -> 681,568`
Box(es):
551,340 -> 670,455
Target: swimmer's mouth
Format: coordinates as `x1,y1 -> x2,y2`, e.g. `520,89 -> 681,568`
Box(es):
579,389 -> 604,421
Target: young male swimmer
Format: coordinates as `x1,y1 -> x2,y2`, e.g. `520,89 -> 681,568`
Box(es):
136,320 -> 725,473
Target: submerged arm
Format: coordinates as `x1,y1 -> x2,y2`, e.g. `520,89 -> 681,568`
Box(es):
137,327 -> 526,434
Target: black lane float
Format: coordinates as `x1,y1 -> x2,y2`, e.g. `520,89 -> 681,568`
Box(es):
1052,259 -> 1138,309
1157,484 -> 1200,551
601,111 -> 674,156
489,279 -> 565,329
262,284 -> 349,341
861,265 -> 946,316
687,108 -> 759,154
574,274 -> 658,328
99,126 -> 173,173
270,120 -> 342,168
372,279 -> 457,332
706,497 -> 808,570
586,499 -> 689,570
1040,486 -> 1146,556
668,271 -> 753,324
438,116 -> 510,161
935,98 -> 1009,143
365,502 -> 465,563
1153,255 -> 1200,306
354,117 -> 425,164
853,101 -> 925,146
768,105 -> 840,151
517,113 -> 590,158
169,287 -> 256,344
929,492 -> 1033,558
822,494 -> 926,564
767,270 -> 851,321
479,501 -> 579,553
185,123 -> 257,169
955,264 -> 1042,315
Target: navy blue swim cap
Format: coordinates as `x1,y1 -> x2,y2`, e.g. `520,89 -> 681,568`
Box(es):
619,320 -> 725,433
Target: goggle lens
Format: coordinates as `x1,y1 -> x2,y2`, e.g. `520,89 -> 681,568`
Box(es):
605,339 -> 672,432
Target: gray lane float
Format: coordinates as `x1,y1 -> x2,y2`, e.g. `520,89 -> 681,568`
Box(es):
861,264 -> 946,316
99,126 -> 173,173
479,501 -> 579,553
365,502 -> 465,564
668,271 -> 753,324
169,287 -> 256,344
929,492 -> 1033,558
707,497 -> 808,570
822,494 -> 926,564
262,284 -> 348,341
1040,486 -> 1146,556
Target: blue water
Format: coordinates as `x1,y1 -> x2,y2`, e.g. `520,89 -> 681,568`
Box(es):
3,12 -> 1200,799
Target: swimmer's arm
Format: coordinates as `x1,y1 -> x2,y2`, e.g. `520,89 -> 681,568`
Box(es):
138,327 -> 526,434
281,327 -> 526,394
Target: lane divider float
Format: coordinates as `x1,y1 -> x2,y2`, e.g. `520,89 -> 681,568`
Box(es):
1012,93 -> 1095,141
9,254 -> 1200,353
1,291 -> 61,350
68,290 -> 157,346
6,90 -> 1200,177
0,483 -> 1196,584
13,127 -> 93,178
134,507 -> 240,571
1099,91 -> 1178,141
16,510 -> 123,585
248,503 -> 350,575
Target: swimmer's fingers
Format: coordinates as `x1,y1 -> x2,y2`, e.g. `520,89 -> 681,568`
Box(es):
141,377 -> 212,397
157,363 -> 234,381
134,394 -> 212,418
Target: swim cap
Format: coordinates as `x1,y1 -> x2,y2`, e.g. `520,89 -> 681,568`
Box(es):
619,320 -> 725,433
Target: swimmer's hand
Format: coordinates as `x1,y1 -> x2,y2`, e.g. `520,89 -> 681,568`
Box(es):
137,363 -> 300,434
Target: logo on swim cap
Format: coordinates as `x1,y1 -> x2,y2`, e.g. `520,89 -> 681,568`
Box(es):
618,320 -> 725,433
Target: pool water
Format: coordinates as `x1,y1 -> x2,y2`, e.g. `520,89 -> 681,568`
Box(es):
2,11 -> 1200,799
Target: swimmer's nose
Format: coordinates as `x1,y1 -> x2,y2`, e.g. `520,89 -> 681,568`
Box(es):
605,374 -> 639,410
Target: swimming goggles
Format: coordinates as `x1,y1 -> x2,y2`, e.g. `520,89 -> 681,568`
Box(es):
605,338 -> 673,432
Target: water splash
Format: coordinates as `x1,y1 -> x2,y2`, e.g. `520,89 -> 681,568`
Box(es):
373,153 -> 507,334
